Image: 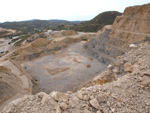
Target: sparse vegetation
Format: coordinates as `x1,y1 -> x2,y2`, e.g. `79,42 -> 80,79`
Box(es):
14,34 -> 31,46
0,12 -> 121,35
71,11 -> 122,32
0,20 -> 80,35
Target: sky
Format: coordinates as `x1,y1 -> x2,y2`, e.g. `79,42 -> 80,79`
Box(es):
0,0 -> 150,22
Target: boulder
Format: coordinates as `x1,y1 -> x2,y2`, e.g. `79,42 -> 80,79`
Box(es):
140,76 -> 150,86
129,44 -> 138,49
112,67 -> 120,73
143,70 -> 150,77
89,98 -> 101,110
84,109 -> 92,113
83,95 -> 90,101
60,102 -> 68,110
76,91 -> 83,100
124,62 -> 133,73
97,95 -> 105,103
56,106 -> 62,113
50,91 -> 69,102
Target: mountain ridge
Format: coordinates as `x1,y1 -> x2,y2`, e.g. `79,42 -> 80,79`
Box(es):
72,11 -> 122,32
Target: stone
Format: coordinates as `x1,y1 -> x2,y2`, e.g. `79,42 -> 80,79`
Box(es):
83,95 -> 90,101
96,110 -> 102,113
41,94 -> 50,105
56,106 -> 62,113
97,96 -> 105,103
107,101 -> 111,107
112,67 -> 119,73
89,98 -> 101,110
129,44 -> 138,49
67,91 -> 73,94
133,64 -> 139,71
106,91 -> 111,96
41,94 -> 58,108
102,110 -> 109,113
143,70 -> 150,76
60,102 -> 68,110
140,76 -> 150,86
50,91 -> 69,102
11,98 -> 22,106
69,97 -> 79,107
81,104 -> 89,108
90,96 -> 94,100
77,91 -> 83,100
51,91 -> 58,100
37,92 -> 47,100
130,110 -> 138,113
111,108 -> 115,112
107,64 -> 112,69
124,62 -> 133,73
84,109 -> 92,113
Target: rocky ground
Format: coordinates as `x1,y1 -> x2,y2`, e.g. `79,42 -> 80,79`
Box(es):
2,42 -> 150,113
22,42 -> 107,94
0,31 -> 98,112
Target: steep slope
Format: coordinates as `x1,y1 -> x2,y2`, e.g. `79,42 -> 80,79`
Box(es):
72,11 -> 122,32
85,3 -> 150,64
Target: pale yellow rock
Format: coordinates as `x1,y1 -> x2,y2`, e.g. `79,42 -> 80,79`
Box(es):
143,70 -> 150,76
60,102 -> 68,110
141,76 -> 150,86
124,62 -> 133,73
84,109 -> 92,113
89,98 -> 101,110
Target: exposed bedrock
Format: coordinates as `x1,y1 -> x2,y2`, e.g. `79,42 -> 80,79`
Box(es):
85,3 -> 150,64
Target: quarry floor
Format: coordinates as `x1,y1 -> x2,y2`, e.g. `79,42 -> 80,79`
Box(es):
22,41 -> 108,94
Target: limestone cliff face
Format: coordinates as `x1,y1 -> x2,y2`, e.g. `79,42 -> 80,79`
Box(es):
85,3 -> 150,64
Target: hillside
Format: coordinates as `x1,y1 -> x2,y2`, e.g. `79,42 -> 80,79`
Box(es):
0,12 -> 121,34
0,20 -> 80,34
85,3 -> 150,64
72,11 -> 122,32
0,28 -> 17,38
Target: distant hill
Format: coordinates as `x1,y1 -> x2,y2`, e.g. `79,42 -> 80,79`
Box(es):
72,11 -> 122,32
0,20 -> 81,34
0,28 -> 17,38
0,11 -> 121,34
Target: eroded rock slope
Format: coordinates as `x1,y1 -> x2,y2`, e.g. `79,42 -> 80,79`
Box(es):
85,3 -> 150,64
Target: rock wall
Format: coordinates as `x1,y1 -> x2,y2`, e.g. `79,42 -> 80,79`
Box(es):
85,3 -> 150,64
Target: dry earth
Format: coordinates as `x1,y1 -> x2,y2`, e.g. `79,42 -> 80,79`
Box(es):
2,42 -> 150,113
0,31 -> 99,111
